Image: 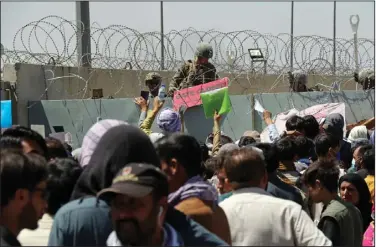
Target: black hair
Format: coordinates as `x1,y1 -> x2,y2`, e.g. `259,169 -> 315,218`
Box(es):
2,126 -> 48,157
238,136 -> 256,147
302,160 -> 340,193
314,133 -> 340,157
62,142 -> 73,153
1,150 -> 48,207
202,156 -> 221,179
251,143 -> 278,174
223,148 -> 266,188
275,137 -> 297,161
199,142 -> 209,164
285,115 -> 305,132
45,158 -> 83,216
0,135 -> 23,150
294,136 -> 315,159
303,115 -> 320,139
361,145 -> 374,175
45,137 -> 69,160
155,133 -> 202,178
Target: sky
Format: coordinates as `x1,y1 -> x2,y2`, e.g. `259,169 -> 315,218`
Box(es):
1,2 -> 374,70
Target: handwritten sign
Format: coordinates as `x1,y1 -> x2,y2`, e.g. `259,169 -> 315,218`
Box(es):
173,77 -> 229,111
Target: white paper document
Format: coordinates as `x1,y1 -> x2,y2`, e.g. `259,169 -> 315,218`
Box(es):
254,99 -> 265,113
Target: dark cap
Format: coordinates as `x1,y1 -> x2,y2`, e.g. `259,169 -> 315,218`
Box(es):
97,163 -> 168,201
322,113 -> 344,140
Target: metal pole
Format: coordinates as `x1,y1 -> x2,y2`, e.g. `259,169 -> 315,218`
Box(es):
333,1 -> 336,76
160,1 -> 165,70
350,14 -> 360,90
290,1 -> 294,73
76,1 -> 92,67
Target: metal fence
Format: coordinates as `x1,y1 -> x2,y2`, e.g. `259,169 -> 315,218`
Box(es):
2,15 -> 374,76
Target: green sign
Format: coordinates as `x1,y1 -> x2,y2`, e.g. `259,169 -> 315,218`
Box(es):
200,87 -> 232,118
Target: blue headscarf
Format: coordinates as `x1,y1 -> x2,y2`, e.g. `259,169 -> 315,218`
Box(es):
157,108 -> 181,133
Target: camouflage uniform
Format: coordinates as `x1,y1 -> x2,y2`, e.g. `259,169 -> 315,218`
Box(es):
168,43 -> 219,96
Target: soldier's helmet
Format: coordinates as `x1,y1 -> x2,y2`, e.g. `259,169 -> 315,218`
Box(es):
358,68 -> 375,83
145,72 -> 162,84
195,43 -> 213,59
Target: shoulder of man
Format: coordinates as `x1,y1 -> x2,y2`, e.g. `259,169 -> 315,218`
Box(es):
176,60 -> 193,74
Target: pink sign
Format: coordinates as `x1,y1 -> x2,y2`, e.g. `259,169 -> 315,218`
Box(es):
173,77 -> 229,111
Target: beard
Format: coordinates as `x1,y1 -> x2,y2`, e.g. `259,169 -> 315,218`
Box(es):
19,200 -> 38,230
114,208 -> 159,246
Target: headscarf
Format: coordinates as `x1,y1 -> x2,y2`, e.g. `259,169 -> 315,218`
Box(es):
149,132 -> 165,144
339,173 -> 372,232
79,119 -> 127,167
157,108 -> 181,133
71,125 -> 160,200
348,126 -> 368,143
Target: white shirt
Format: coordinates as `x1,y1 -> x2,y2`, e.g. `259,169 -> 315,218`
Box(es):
219,187 -> 332,246
18,214 -> 53,246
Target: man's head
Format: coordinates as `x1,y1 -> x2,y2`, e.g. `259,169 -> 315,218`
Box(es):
275,137 -> 298,162
302,160 -> 340,203
1,150 -> 48,234
353,145 -> 374,170
207,155 -> 232,195
222,148 -> 268,190
314,133 -> 340,161
0,135 -> 23,150
98,163 -> 168,246
46,158 -> 83,216
155,133 -> 202,193
238,136 -> 256,147
322,113 -> 345,141
2,126 -> 47,158
353,144 -> 374,174
144,72 -> 162,97
285,115 -> 305,132
294,136 -> 315,159
289,71 -> 308,92
45,137 -> 69,160
251,143 -> 279,174
303,115 -> 320,139
194,43 -> 213,64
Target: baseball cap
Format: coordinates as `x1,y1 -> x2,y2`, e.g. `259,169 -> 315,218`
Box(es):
97,163 -> 168,201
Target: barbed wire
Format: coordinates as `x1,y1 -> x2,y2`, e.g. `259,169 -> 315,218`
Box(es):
1,15 -> 374,76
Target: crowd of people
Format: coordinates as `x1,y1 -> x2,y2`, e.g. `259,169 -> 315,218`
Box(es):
0,100 -> 374,246
0,43 -> 375,246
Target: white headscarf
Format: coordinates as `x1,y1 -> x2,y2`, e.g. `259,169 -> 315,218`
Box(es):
348,126 -> 368,143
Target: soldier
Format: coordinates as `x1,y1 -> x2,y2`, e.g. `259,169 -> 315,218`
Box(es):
288,71 -> 308,92
354,69 -> 375,90
168,43 -> 219,97
144,72 -> 163,98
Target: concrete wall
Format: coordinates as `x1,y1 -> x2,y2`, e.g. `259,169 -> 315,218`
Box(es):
4,63 -> 360,126
28,90 -> 374,149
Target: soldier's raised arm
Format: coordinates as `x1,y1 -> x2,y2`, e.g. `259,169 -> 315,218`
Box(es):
168,62 -> 192,96
168,64 -> 185,96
